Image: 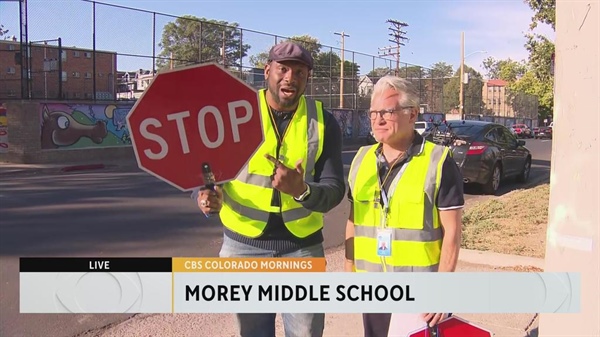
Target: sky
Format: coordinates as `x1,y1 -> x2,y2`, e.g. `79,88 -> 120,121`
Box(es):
0,0 -> 555,78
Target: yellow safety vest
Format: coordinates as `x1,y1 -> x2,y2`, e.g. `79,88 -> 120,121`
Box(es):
219,89 -> 326,238
348,141 -> 449,272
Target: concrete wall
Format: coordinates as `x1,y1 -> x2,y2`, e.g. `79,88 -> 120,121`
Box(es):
0,102 -> 371,164
538,1 -> 599,336
0,100 -> 134,164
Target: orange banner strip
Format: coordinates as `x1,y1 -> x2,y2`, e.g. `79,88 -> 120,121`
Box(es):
172,257 -> 326,272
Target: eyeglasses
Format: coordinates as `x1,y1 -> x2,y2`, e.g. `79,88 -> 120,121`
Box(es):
367,106 -> 415,120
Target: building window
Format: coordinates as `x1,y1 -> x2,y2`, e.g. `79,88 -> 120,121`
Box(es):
62,71 -> 67,82
85,72 -> 92,79
84,52 -> 92,58
7,67 -> 16,74
8,44 -> 15,51
73,51 -> 80,57
73,71 -> 80,78
61,50 -> 67,62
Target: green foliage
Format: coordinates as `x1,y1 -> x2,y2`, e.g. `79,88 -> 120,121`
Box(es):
157,15 -> 250,70
428,62 -> 454,79
0,24 -> 8,37
508,71 -> 553,119
482,57 -> 527,82
479,1 -> 555,120
367,67 -> 393,78
443,65 -> 484,114
523,0 -> 556,30
249,35 -> 322,69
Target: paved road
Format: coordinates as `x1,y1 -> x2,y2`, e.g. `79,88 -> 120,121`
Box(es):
0,139 -> 552,337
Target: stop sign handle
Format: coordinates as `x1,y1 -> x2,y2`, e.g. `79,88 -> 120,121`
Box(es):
201,162 -> 216,191
427,325 -> 439,337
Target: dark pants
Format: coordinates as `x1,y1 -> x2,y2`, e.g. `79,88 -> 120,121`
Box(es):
219,235 -> 326,337
363,313 -> 392,337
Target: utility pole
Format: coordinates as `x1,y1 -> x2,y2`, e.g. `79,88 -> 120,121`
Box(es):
221,30 -> 226,66
459,31 -> 465,119
334,31 -> 349,108
378,19 -> 409,76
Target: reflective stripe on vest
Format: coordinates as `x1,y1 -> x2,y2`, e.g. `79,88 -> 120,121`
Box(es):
219,89 -> 325,238
348,141 -> 448,272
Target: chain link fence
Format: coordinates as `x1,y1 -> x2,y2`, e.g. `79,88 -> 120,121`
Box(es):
1,0 -> 443,112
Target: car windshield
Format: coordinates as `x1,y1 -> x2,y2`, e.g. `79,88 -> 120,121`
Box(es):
415,122 -> 427,128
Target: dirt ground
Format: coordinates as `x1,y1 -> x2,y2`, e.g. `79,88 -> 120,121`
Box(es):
461,183 -> 550,258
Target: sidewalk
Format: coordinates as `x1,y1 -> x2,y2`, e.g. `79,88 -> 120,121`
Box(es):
79,247 -> 543,337
0,142 -> 365,177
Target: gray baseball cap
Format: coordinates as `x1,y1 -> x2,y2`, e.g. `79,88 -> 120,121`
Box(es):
268,42 -> 314,70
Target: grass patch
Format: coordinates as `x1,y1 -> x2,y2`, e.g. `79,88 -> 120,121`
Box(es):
461,183 -> 550,258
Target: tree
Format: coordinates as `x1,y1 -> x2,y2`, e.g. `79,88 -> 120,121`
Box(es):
522,0 -> 556,120
443,65 -> 484,115
367,67 -> 392,78
157,15 -> 250,70
425,62 -> 454,113
524,0 -> 556,30
482,57 -> 527,81
249,35 -> 322,69
310,50 -> 361,108
508,70 -> 553,119
249,52 -> 269,69
0,24 -> 8,38
428,62 -> 454,79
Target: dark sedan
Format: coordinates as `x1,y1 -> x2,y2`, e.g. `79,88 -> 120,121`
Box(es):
427,121 -> 532,195
534,126 -> 553,139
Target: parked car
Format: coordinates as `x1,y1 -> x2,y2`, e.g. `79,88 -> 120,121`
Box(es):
414,121 -> 433,135
367,121 -> 434,145
534,126 -> 553,139
426,120 -> 532,195
511,124 -> 533,138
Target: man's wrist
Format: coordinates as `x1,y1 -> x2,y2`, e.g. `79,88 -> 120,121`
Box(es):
293,182 -> 310,201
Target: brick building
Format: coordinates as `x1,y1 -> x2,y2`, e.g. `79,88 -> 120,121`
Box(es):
482,79 -> 515,117
0,40 -> 117,100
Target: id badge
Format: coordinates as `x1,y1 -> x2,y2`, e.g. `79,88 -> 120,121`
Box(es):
376,228 -> 393,257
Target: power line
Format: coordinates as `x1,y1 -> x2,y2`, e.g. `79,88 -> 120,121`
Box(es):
378,19 -> 409,76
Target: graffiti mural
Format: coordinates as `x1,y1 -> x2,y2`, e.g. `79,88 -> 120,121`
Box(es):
330,109 -> 353,139
0,105 -> 7,153
357,110 -> 371,137
40,103 -> 133,149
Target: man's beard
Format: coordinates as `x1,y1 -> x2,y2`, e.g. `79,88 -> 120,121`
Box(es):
268,83 -> 301,110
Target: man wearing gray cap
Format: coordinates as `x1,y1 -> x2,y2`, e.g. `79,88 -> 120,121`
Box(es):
195,41 -> 346,337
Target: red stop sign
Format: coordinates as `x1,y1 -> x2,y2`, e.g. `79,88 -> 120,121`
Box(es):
408,316 -> 493,337
126,63 -> 264,191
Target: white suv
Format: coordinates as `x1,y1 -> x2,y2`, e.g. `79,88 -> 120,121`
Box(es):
414,121 -> 433,135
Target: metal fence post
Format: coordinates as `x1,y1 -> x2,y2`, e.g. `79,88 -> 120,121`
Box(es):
239,28 -> 243,76
58,37 -> 62,99
92,1 -> 97,101
152,12 -> 156,74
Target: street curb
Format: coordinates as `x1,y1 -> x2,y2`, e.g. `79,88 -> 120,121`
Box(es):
459,248 -> 545,269
60,163 -> 106,172
324,245 -> 545,270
